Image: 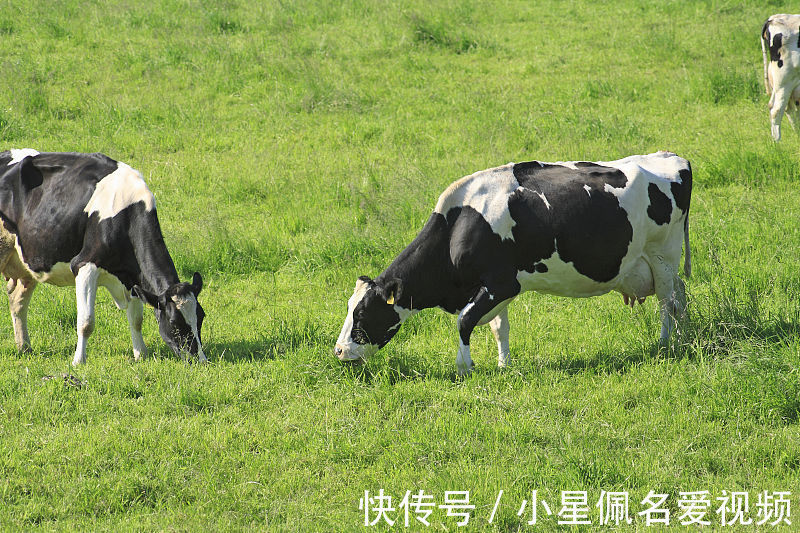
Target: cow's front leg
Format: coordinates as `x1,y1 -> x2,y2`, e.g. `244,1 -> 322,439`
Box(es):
127,296 -> 146,361
489,306 -> 511,368
456,285 -> 515,376
7,277 -> 37,352
73,263 -> 99,366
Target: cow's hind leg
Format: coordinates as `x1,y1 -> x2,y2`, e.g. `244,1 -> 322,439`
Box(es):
7,276 -> 36,352
785,87 -> 800,132
456,283 -> 518,376
769,86 -> 791,141
652,257 -> 682,347
73,263 -> 99,366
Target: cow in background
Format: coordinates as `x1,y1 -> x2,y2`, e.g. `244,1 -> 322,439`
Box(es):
762,14 -> 800,140
0,149 -> 205,365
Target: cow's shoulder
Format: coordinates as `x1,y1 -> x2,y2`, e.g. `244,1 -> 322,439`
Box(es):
434,163 -> 515,214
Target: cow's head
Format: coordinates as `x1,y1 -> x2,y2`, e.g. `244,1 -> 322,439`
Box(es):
335,276 -> 405,362
133,272 -> 206,361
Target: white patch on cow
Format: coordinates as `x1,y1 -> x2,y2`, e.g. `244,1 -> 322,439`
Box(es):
553,161 -> 579,170
458,301 -> 475,322
393,304 -> 417,323
171,292 -> 206,362
517,249 -> 615,298
8,149 -> 40,165
583,184 -> 591,196
434,163 -> 519,241
335,278 -> 377,360
536,192 -> 551,209
456,339 -> 473,376
27,261 -> 75,286
598,152 -> 688,183
84,162 -> 155,221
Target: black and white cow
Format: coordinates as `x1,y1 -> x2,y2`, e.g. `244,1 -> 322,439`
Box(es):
0,149 -> 205,366
335,151 -> 691,375
761,14 -> 800,140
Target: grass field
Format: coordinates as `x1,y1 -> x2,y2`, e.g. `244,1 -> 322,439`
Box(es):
1,0 -> 800,530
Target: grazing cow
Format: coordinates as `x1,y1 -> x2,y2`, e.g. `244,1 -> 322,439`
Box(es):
761,14 -> 800,140
335,151 -> 691,375
0,149 -> 205,366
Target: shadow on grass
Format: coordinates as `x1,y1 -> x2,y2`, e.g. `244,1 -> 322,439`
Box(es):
543,310 -> 800,376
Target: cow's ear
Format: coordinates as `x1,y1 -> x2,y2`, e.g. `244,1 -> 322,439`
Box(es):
383,278 -> 403,306
17,156 -> 43,190
132,285 -> 159,308
191,272 -> 203,296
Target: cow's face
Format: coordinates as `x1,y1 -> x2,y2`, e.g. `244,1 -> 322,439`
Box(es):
335,276 -> 403,362
133,272 -> 206,361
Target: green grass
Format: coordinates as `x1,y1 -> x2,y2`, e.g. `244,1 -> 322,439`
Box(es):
1,0 -> 800,530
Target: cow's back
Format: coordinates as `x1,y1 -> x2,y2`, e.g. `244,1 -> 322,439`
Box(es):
0,151 -> 119,273
431,152 -> 690,298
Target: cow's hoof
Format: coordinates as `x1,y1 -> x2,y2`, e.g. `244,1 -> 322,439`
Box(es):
17,344 -> 32,354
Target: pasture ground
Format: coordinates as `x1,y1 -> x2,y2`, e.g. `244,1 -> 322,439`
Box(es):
1,0 -> 799,530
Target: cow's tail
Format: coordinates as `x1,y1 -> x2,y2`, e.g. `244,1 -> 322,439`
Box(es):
761,19 -> 772,95
683,213 -> 691,278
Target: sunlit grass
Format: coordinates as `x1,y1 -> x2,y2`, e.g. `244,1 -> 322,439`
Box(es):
0,0 -> 799,530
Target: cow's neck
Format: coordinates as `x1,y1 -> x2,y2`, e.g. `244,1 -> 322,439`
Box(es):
375,213 -> 454,313
130,212 -> 180,294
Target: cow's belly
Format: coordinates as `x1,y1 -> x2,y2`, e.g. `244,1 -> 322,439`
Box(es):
516,252 -> 655,299
516,253 -> 615,297
30,262 -> 75,286
0,224 -> 128,306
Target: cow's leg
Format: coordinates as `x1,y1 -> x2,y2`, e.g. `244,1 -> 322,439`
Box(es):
785,86 -> 800,131
73,263 -> 99,366
102,275 -> 147,362
127,297 -> 146,361
456,284 -> 517,376
769,86 -> 790,141
489,306 -> 511,368
7,276 -> 36,352
652,257 -> 680,347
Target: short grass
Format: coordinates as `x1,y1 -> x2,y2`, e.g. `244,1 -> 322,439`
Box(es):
1,0 -> 800,530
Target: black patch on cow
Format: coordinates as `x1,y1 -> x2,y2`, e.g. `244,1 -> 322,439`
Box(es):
671,166 -> 692,214
19,159 -> 43,191
376,212 -> 462,313
349,279 -> 402,347
647,184 -> 672,225
771,33 -> 783,67
510,161 -> 632,282
444,206 -> 519,305
534,262 -> 548,273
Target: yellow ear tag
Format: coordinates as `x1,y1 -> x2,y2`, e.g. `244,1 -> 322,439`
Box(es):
386,293 -> 395,305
